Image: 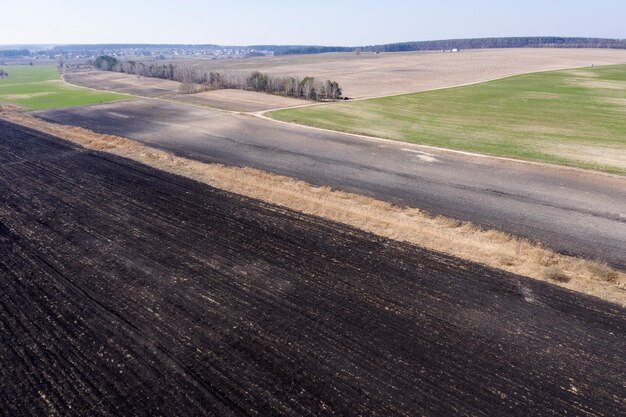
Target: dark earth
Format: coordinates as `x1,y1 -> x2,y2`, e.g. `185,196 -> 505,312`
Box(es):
1,120 -> 625,416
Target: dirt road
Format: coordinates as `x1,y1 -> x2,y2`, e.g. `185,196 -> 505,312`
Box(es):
35,100 -> 626,269
1,120 -> 625,416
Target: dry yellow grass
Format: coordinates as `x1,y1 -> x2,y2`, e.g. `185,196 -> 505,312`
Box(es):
2,110 -> 624,306
0,104 -> 23,111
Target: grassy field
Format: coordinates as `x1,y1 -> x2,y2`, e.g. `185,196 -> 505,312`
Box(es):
0,65 -> 130,110
270,65 -> 626,174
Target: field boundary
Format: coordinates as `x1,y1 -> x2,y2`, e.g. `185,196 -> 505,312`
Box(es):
59,72 -> 139,99
262,63 -> 626,178
2,109 -> 624,306
256,111 -> 625,179
330,63 -> 626,101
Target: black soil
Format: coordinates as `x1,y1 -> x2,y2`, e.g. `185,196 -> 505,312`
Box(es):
0,120 -> 624,416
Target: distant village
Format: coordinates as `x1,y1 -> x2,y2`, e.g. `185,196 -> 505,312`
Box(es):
50,46 -> 276,61
1,45 -> 276,63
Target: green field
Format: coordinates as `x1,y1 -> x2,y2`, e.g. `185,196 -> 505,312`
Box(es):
270,65 -> 626,174
0,65 -> 130,110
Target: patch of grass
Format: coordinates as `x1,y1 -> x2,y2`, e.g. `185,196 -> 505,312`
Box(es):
269,65 -> 626,174
587,262 -> 619,282
0,65 -> 130,110
543,266 -> 571,283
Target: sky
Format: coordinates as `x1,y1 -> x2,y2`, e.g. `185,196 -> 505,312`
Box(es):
1,0 -> 625,46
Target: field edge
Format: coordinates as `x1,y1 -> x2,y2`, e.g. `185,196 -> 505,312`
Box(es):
2,109 -> 624,306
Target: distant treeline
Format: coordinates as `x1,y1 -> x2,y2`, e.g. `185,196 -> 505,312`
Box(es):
0,49 -> 31,58
51,44 -> 221,52
367,37 -> 626,53
263,37 -> 626,55
251,45 -> 354,55
92,56 -> 343,101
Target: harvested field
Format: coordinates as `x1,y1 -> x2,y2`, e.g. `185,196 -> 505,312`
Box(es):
174,89 -> 304,112
168,48 -> 626,98
64,70 -> 304,112
1,120 -> 625,416
64,69 -> 181,97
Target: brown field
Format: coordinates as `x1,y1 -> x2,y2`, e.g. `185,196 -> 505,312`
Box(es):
66,49 -> 626,102
64,70 -> 180,97
64,70 -> 305,111
174,88 -> 304,112
173,48 -> 626,98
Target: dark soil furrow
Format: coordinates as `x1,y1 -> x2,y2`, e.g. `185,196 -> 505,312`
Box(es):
0,120 -> 624,416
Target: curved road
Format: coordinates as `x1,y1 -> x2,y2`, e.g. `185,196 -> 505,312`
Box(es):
35,99 -> 626,269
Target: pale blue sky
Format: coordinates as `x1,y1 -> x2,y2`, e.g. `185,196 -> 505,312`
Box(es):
1,0 -> 624,46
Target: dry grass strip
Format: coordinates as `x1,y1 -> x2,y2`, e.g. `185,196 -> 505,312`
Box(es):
2,110 -> 624,306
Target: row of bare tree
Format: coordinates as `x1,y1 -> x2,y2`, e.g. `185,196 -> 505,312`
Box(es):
92,56 -> 342,101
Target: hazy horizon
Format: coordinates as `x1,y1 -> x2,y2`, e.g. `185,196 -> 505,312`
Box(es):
1,0 -> 625,46
2,35 -> 626,49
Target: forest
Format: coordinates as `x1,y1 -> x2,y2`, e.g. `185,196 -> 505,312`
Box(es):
273,37 -> 626,55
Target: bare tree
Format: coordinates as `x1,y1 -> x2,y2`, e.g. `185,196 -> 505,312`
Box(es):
179,82 -> 199,94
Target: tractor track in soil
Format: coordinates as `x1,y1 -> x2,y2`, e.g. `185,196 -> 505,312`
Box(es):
0,120 -> 624,416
